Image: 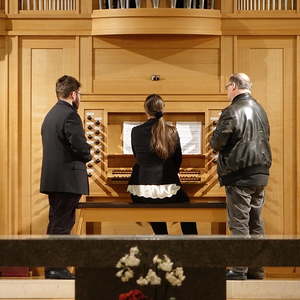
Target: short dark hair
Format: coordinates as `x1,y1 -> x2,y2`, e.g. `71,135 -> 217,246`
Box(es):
56,75 -> 81,99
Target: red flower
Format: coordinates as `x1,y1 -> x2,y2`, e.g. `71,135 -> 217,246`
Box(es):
119,289 -> 148,300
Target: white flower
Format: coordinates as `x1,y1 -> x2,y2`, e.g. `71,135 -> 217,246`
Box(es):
119,254 -> 129,265
116,269 -> 123,278
153,255 -> 162,264
116,253 -> 140,268
129,246 -> 139,255
136,276 -> 149,286
126,254 -> 140,267
121,269 -> 134,282
165,267 -> 186,286
145,269 -> 161,285
157,255 -> 173,272
174,267 -> 185,280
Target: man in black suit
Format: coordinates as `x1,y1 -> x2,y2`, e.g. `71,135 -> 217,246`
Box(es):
40,75 -> 92,279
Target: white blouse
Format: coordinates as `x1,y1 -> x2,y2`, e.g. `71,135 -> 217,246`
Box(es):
127,184 -> 181,199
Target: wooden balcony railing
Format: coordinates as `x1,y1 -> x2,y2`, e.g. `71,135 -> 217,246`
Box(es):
19,0 -> 76,10
0,0 -> 5,10
236,0 -> 296,10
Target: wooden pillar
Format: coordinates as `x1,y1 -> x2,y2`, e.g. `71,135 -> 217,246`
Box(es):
0,37 -> 9,235
8,36 -> 21,234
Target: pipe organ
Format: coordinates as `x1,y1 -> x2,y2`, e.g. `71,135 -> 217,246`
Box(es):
19,0 -> 76,10
236,0 -> 295,10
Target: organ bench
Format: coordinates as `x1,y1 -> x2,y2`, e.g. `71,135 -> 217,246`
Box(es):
75,201 -> 227,235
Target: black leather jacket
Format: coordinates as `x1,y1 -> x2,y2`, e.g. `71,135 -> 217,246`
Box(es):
210,93 -> 272,186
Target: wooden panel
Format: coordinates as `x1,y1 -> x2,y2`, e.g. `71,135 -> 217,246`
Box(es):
21,38 -> 77,234
223,16 -> 300,35
237,37 -> 296,235
0,12 -> 6,34
0,37 -> 8,234
93,35 -> 220,49
79,36 -> 92,93
297,36 -> 300,236
91,9 -> 221,35
221,0 -> 234,13
220,36 -> 234,93
93,37 -> 221,94
9,18 -> 91,36
8,36 -> 20,234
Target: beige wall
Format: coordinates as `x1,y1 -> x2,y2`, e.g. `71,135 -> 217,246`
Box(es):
0,0 -> 300,276
1,33 -> 295,237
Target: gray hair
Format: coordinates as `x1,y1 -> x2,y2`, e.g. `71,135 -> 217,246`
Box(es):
228,73 -> 252,91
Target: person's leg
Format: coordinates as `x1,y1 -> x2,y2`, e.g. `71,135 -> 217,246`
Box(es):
226,186 -> 253,278
249,186 -> 265,236
226,186 -> 253,236
46,193 -> 55,234
180,222 -> 198,234
47,192 -> 81,234
150,222 -> 168,234
248,186 -> 265,279
46,192 -> 81,279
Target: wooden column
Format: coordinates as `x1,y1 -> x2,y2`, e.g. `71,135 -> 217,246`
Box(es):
8,36 -> 20,234
297,36 -> 300,236
0,37 -> 9,235
8,0 -> 18,14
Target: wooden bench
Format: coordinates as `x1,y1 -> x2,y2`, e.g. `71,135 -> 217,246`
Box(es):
76,201 -> 227,234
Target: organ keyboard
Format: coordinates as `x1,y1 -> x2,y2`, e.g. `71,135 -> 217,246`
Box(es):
106,154 -> 207,184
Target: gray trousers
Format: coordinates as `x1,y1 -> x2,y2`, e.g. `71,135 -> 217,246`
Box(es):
225,185 -> 265,273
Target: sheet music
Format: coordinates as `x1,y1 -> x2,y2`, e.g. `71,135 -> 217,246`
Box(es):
176,122 -> 202,154
123,122 -> 142,154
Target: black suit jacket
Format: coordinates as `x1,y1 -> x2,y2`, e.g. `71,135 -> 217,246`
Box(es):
40,100 -> 92,195
128,118 -> 182,185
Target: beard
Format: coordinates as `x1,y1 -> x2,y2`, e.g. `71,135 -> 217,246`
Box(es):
72,96 -> 80,110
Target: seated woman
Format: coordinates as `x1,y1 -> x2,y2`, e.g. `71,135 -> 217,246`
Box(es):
127,94 -> 198,235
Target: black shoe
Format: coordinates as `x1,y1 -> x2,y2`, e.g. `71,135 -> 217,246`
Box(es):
247,271 -> 264,279
226,270 -> 247,280
247,267 -> 264,279
45,268 -> 75,279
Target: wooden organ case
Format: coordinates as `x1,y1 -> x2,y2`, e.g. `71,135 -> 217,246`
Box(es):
79,102 -> 226,203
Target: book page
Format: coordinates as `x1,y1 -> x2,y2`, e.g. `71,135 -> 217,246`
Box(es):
122,122 -> 142,154
176,122 -> 202,154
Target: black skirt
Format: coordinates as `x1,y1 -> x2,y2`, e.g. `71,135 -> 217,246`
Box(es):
130,187 -> 189,204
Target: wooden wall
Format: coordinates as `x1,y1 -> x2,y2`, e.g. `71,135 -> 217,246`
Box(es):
0,1 -> 300,257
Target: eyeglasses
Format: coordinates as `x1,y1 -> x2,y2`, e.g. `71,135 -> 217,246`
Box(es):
225,82 -> 233,90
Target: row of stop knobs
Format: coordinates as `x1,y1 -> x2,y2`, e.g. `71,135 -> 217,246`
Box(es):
85,114 -> 103,177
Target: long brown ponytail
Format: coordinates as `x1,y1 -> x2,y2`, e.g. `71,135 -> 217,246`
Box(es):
144,94 -> 178,160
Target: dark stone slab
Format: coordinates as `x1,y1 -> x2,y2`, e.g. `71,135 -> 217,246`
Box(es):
0,235 -> 299,300
0,235 -> 299,268
76,267 -> 225,300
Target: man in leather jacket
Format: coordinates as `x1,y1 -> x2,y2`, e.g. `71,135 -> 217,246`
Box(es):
210,73 -> 272,280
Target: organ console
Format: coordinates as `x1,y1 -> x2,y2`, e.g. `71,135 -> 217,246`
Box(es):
81,106 -> 224,198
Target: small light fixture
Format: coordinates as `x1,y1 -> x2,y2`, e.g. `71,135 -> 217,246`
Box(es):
151,75 -> 160,81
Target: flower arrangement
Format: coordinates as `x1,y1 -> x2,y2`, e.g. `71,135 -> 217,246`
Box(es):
116,246 -> 185,300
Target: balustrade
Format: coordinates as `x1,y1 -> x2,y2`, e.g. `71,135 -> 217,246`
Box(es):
236,0 -> 296,10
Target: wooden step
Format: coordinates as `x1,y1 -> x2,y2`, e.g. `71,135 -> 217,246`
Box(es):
0,279 -> 300,299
